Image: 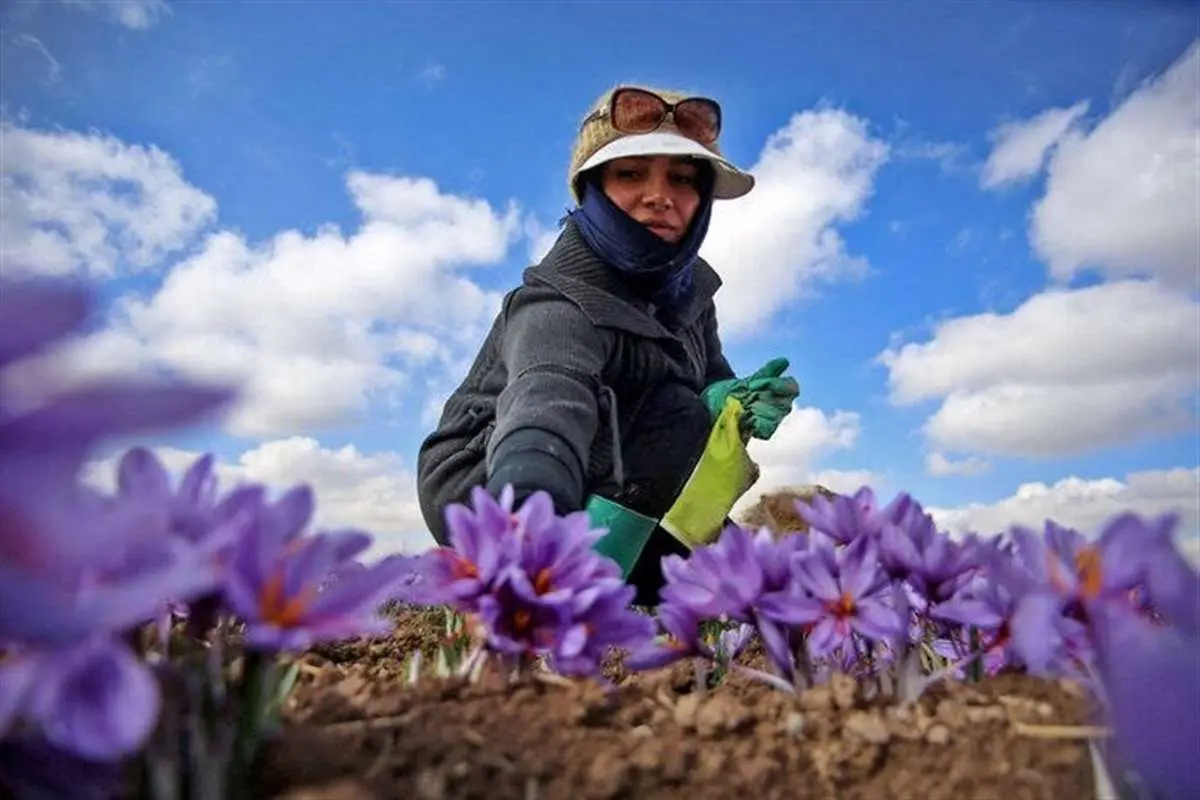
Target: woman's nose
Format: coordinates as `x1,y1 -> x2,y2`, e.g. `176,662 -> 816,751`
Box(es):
642,179 -> 673,209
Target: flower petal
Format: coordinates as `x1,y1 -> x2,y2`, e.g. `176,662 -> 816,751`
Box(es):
31,639 -> 160,761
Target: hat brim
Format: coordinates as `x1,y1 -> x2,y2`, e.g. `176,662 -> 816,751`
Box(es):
576,131 -> 755,200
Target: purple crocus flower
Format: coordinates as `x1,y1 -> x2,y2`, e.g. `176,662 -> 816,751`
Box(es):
763,535 -> 904,659
415,486 -> 520,609
509,492 -> 621,604
877,505 -> 981,604
475,566 -> 569,657
553,578 -> 656,677
938,539 -> 1094,677
795,486 -> 913,545
1,636 -> 159,761
624,600 -> 714,671
748,529 -> 811,679
221,487 -> 417,651
658,523 -> 765,620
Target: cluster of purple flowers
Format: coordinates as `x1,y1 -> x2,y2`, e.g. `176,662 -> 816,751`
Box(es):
0,277 -> 418,788
407,485 -> 657,678
5,275 -> 1195,798
624,486 -> 1198,799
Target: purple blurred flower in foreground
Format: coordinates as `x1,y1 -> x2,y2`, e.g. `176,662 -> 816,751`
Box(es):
0,733 -> 125,800
762,535 -> 904,659
1,637 -> 159,761
221,486 -> 418,651
0,278 -> 236,647
1091,604 -> 1200,800
795,486 -> 913,545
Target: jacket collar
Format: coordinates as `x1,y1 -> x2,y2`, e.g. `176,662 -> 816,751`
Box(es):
523,219 -> 723,339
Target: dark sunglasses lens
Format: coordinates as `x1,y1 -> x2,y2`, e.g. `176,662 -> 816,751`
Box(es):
673,99 -> 720,143
612,89 -> 668,133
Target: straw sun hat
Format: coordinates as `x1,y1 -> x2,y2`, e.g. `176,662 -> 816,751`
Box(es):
567,84 -> 756,205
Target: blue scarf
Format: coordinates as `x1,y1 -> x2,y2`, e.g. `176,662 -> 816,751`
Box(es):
566,172 -> 713,311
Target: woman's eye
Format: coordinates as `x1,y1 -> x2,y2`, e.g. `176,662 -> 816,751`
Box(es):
671,173 -> 696,185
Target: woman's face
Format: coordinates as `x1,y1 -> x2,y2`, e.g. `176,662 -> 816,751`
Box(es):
599,155 -> 702,243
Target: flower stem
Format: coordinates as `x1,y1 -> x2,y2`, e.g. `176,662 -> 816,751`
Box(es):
733,663 -> 797,695
967,627 -> 984,682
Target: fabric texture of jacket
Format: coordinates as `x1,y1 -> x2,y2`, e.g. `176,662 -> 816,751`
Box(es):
416,217 -> 736,544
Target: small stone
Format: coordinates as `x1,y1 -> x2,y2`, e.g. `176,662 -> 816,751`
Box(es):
829,673 -> 858,710
935,699 -> 967,726
884,706 -> 923,741
631,724 -> 654,739
696,694 -> 753,738
965,705 -> 1007,724
587,753 -> 631,800
783,712 -> 805,739
925,723 -> 951,745
798,684 -> 834,712
842,710 -> 891,744
673,693 -> 702,730
1035,702 -> 1055,719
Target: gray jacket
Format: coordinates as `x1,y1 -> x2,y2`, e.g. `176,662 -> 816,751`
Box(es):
415,218 -> 735,544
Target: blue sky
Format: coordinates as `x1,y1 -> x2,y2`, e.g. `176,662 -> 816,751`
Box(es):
3,0 -> 1197,557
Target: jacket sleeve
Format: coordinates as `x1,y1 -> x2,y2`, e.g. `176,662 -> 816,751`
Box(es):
700,301 -> 737,385
485,290 -> 612,514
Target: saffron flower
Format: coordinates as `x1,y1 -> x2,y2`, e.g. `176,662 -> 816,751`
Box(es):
553,579 -> 656,677
795,486 -> 913,545
658,522 -> 765,620
416,486 -> 522,608
764,535 -> 904,659
221,486 -> 419,651
414,487 -> 656,676
624,600 -> 713,671
877,503 -> 981,604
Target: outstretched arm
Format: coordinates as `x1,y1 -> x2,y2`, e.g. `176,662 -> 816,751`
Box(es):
485,291 -> 612,514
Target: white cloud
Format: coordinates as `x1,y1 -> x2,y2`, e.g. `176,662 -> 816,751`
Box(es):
0,123 -> 217,277
926,452 -> 991,477
733,405 -> 874,515
1030,41 -> 1200,290
524,217 -> 562,264
22,142 -> 520,437
981,101 -> 1089,188
85,437 -> 433,555
929,467 -> 1200,565
879,279 -> 1199,458
701,108 -> 890,337
60,0 -> 170,30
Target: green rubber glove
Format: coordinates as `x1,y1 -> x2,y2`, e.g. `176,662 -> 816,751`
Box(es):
701,357 -> 800,440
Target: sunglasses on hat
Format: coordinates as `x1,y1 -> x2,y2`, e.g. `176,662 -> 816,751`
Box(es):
583,87 -> 723,146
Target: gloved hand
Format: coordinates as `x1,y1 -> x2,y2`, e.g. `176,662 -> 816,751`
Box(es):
700,357 -> 799,441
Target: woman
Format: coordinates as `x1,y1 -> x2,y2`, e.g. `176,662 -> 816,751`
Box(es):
416,84 -> 799,605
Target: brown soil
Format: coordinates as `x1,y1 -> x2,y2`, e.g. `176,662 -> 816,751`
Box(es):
255,608 -> 1100,800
